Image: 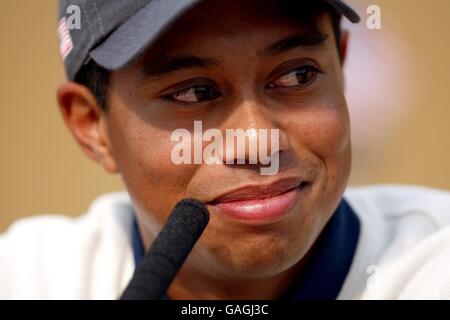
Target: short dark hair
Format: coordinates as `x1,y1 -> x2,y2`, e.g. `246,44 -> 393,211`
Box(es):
74,59 -> 110,110
75,6 -> 342,111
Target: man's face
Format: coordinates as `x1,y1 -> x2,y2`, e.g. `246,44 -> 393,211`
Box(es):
104,0 -> 351,279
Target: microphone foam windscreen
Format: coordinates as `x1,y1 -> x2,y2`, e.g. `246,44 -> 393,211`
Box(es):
120,198 -> 210,300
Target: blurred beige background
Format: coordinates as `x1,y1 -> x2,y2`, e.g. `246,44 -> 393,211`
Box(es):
1,0 -> 449,232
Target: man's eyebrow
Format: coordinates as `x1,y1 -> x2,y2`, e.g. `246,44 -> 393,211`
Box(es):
258,31 -> 329,58
140,55 -> 219,80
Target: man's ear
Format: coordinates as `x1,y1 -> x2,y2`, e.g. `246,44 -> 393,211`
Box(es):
340,30 -> 350,66
57,82 -> 118,173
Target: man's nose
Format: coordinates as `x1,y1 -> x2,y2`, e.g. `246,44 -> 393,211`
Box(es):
218,97 -> 290,166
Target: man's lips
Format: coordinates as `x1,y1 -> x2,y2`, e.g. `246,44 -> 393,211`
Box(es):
207,178 -> 307,224
208,177 -> 305,203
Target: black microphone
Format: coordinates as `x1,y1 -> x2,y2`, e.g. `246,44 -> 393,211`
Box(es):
120,198 -> 210,300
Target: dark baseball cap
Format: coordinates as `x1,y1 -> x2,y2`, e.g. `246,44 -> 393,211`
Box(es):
58,0 -> 360,81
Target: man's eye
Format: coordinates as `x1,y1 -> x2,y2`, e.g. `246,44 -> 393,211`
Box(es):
268,66 -> 321,89
164,85 -> 222,103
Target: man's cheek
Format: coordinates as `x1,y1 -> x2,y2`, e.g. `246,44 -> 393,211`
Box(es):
306,107 -> 350,159
123,130 -> 191,195
124,135 -> 199,228
293,106 -> 351,198
314,109 -> 351,199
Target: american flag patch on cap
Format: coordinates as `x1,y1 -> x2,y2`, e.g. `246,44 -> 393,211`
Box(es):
57,17 -> 74,60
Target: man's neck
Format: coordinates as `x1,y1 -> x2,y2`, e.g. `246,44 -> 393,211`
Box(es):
166,257 -> 307,300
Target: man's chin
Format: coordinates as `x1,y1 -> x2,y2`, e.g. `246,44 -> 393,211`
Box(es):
197,234 -> 311,280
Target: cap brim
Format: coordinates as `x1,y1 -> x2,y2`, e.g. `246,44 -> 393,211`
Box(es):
90,0 -> 359,71
325,0 -> 360,23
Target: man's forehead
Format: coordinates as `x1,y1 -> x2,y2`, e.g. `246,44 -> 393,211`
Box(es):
134,2 -> 334,70
137,31 -> 330,81
160,0 -> 334,36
